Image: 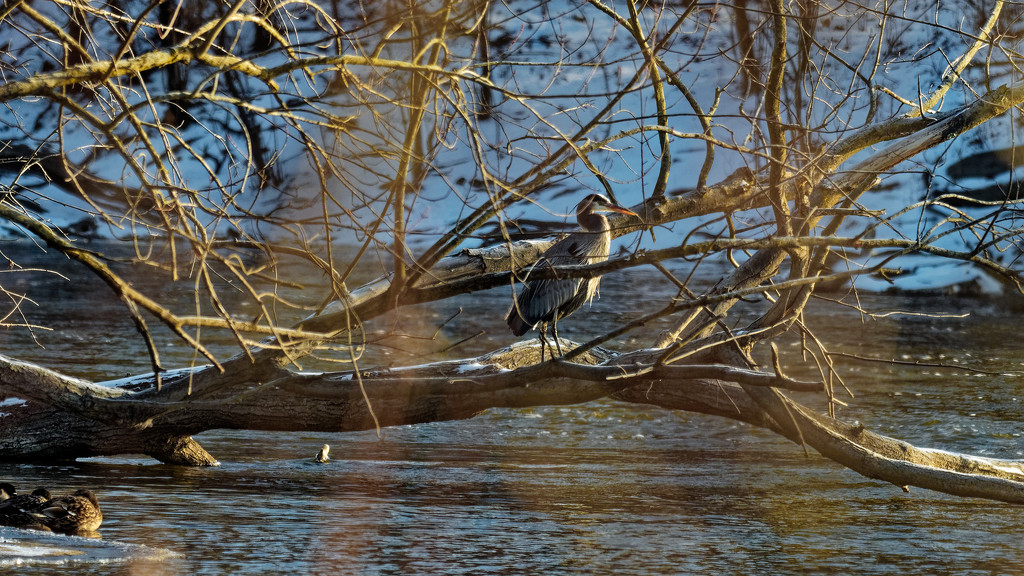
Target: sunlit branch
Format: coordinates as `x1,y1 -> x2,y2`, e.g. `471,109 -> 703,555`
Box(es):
907,0 -> 1003,118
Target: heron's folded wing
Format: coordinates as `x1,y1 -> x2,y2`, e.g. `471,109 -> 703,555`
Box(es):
514,275 -> 583,325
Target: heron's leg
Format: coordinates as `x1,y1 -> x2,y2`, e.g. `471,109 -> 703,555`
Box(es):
552,318 -> 564,356
537,324 -> 549,362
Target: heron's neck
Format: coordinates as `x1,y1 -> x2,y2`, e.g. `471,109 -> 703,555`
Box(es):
577,212 -> 609,232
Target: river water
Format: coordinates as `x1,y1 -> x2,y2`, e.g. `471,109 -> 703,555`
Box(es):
0,242 -> 1023,575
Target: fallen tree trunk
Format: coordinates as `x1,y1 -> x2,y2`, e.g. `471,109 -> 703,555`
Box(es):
741,384 -> 1024,503
0,343 -> 794,461
3,342 -> 1024,503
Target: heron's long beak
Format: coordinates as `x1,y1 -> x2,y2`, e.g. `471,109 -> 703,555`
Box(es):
603,203 -> 638,217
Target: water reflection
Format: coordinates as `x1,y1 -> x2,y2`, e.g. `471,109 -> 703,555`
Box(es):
4,402 -> 1024,575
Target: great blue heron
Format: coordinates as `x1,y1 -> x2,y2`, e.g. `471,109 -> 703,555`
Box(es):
506,193 -> 637,356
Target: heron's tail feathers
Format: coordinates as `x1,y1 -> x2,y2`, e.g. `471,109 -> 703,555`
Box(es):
506,307 -> 532,336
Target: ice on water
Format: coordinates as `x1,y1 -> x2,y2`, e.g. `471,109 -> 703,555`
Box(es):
0,527 -> 181,568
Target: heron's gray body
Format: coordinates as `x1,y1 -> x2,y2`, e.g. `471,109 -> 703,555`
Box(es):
506,194 -> 631,340
506,227 -> 610,336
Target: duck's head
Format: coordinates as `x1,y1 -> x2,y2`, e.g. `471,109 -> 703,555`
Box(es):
72,489 -> 100,509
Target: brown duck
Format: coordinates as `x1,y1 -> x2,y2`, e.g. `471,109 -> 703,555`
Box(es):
37,489 -> 103,533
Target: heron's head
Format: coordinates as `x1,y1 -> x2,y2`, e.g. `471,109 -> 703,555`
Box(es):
578,194 -> 638,218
